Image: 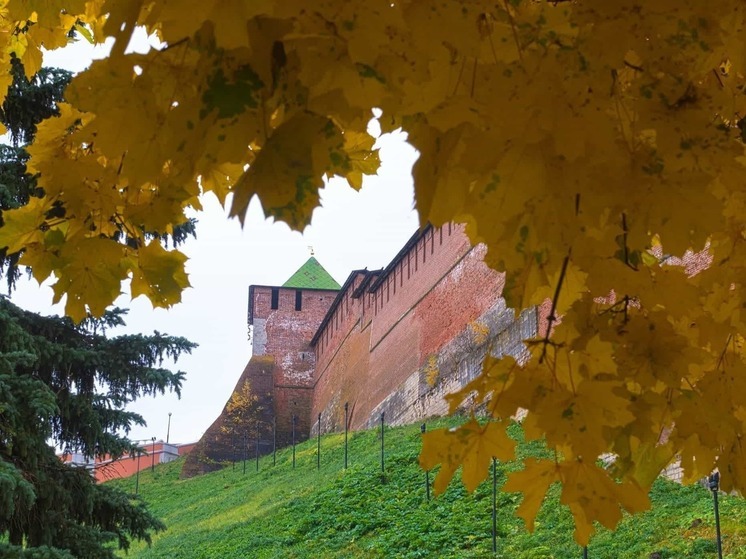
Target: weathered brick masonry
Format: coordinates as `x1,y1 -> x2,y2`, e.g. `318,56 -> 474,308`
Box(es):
250,285 -> 338,446
183,224 -> 536,477
311,224 -> 535,433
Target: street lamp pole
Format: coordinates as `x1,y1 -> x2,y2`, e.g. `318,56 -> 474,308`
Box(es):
166,412 -> 172,444
151,437 -> 156,472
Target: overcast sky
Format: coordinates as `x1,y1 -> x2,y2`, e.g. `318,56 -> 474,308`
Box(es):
9,32 -> 420,445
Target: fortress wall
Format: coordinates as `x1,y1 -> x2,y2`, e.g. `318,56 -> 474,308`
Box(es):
314,273 -> 366,371
313,321 -> 371,433
312,273 -> 369,433
368,225 -> 472,349
311,226 -> 521,432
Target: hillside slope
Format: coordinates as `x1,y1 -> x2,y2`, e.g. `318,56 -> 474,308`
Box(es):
113,419 -> 746,559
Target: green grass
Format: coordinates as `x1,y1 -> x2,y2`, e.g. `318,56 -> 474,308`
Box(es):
112,418 -> 746,559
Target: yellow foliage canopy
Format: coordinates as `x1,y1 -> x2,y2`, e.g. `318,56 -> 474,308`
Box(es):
1,0 -> 746,544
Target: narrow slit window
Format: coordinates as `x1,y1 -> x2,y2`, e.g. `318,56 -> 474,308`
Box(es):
271,287 -> 279,310
295,290 -> 302,311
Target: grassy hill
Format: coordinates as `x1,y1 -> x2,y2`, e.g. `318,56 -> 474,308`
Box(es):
112,418 -> 746,559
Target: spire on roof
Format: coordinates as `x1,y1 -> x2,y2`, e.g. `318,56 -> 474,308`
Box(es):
282,256 -> 341,290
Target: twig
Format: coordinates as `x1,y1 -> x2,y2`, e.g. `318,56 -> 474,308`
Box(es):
117,152 -> 126,176
501,0 -> 524,65
452,57 -> 466,97
621,213 -> 638,271
711,68 -> 724,89
623,60 -> 644,73
159,37 -> 189,53
470,57 -> 478,98
716,333 -> 733,370
539,251 -> 570,364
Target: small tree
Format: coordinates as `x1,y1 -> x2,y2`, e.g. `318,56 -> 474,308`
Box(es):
221,380 -> 264,441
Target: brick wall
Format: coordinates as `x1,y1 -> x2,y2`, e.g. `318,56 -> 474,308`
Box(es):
311,225 -> 536,433
62,441 -> 185,482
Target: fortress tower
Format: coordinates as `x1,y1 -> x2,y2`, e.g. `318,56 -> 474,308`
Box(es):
246,257 -> 341,448
182,257 -> 340,476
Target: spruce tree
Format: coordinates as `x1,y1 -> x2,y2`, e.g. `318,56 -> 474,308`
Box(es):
0,299 -> 196,557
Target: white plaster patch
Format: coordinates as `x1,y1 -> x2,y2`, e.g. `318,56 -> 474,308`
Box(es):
282,353 -> 314,383
252,318 -> 267,355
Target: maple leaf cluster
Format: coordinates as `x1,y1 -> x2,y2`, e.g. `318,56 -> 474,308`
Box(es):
1,0 -> 746,544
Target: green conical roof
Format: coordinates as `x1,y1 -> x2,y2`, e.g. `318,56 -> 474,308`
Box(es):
282,257 -> 341,290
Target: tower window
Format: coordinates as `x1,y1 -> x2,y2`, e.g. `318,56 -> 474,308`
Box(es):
295,290 -> 302,311
271,288 -> 279,310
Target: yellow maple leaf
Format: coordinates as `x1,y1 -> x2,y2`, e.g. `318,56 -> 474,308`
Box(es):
123,184 -> 193,235
420,418 -> 515,493
51,237 -> 127,322
502,458 -> 560,532
200,162 -> 246,205
130,240 -> 190,308
229,111 -> 343,229
524,372 -> 635,461
560,460 -> 650,545
620,438 -> 677,489
0,196 -> 53,254
444,354 -> 518,415
6,0 -> 87,28
338,129 -> 380,190
25,103 -> 91,177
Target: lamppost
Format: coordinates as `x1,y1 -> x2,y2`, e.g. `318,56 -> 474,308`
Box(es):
151,437 -> 156,472
166,412 -> 172,444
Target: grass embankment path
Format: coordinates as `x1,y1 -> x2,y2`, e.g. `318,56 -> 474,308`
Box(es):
113,419 -> 746,558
